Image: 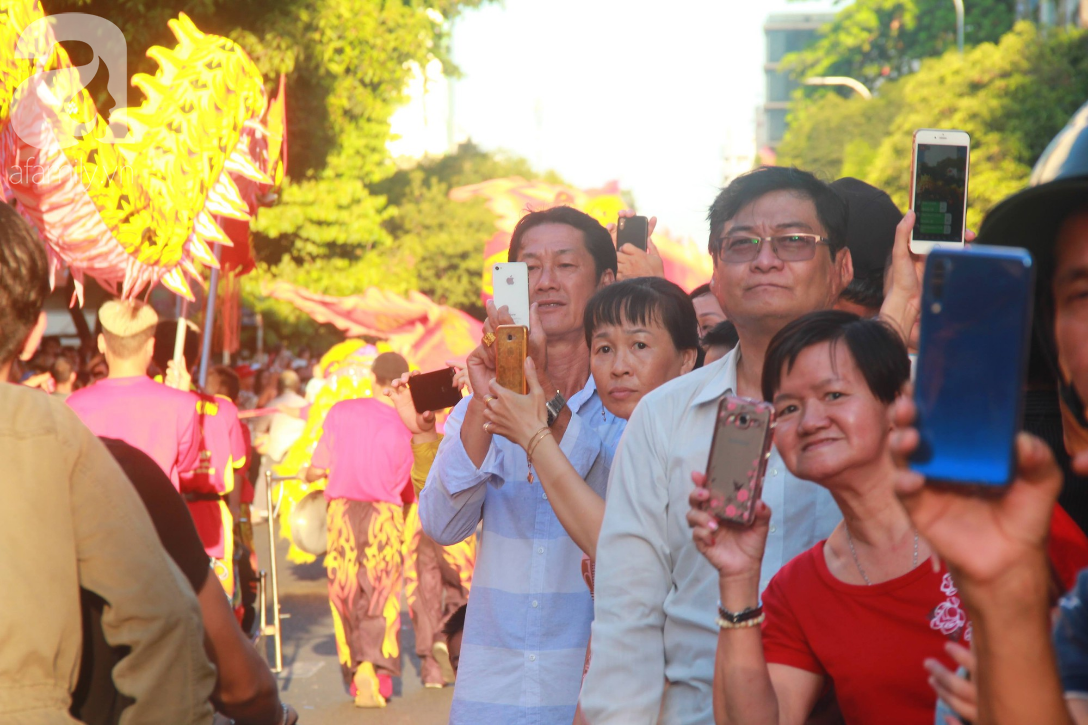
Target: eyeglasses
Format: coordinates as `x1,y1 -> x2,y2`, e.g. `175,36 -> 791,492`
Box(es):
717,233 -> 830,264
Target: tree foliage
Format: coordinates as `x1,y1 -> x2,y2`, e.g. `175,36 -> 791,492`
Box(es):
778,22 -> 1088,231
242,142 -> 564,345
782,0 -> 1018,89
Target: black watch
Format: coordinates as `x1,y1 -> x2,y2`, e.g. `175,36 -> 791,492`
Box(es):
545,390 -> 566,427
717,603 -> 763,624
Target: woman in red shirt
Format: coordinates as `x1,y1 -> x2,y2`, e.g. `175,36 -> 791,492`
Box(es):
686,310 -> 972,725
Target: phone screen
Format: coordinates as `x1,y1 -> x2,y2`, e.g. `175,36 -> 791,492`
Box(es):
913,143 -> 968,243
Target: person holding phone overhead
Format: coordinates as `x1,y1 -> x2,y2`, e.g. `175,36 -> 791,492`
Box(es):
687,311 -> 974,725
888,101 -> 1088,725
385,366 -> 476,690
418,206 -> 622,725
582,167 -> 870,725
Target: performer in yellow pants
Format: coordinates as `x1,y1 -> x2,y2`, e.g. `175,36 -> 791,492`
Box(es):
326,499 -> 405,700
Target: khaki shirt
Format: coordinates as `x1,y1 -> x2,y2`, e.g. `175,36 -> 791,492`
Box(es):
0,384 -> 215,724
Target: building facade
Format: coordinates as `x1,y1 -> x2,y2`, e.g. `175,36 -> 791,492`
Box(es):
757,12 -> 834,158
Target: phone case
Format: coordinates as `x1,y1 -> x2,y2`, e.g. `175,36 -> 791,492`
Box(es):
408,367 -> 463,414
704,396 -> 776,526
911,245 -> 1035,487
492,262 -> 531,328
616,215 -> 649,250
495,325 -> 527,394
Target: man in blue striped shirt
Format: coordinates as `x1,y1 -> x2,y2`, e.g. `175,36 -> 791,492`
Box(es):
420,206 -> 625,724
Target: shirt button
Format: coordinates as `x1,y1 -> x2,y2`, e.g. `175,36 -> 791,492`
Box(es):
769,525 -> 777,533
537,547 -> 544,554
529,654 -> 537,662
771,468 -> 779,477
532,600 -> 539,608
543,493 -> 548,500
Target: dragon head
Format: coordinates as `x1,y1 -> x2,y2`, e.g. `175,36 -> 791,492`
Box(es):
0,2 -> 283,303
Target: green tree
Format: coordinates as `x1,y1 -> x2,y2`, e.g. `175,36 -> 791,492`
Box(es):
242,142 -> 565,344
778,23 -> 1088,231
782,0 -> 1018,89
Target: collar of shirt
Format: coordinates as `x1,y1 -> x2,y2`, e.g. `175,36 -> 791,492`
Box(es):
565,370 -> 600,414
691,344 -> 740,406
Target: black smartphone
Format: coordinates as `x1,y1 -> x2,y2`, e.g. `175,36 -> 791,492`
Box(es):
616,215 -> 649,250
408,367 -> 463,414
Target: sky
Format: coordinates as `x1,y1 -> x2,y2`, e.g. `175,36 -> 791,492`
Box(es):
388,0 -> 840,246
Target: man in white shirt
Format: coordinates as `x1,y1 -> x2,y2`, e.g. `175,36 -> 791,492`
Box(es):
582,166 -> 857,724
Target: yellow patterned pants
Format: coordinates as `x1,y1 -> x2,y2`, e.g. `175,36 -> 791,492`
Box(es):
326,498 -> 404,682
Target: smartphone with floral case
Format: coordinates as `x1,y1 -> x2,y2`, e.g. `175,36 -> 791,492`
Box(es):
704,395 -> 776,526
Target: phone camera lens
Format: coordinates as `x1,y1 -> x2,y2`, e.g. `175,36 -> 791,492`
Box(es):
737,414 -> 750,428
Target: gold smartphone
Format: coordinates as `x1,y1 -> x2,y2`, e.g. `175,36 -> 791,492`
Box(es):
495,324 -> 527,394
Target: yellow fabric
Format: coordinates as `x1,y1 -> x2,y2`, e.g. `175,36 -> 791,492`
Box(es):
410,435 -> 444,495
211,501 -> 235,598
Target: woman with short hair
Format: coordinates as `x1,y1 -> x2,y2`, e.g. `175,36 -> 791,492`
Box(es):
482,276 -> 700,558
687,310 -> 973,725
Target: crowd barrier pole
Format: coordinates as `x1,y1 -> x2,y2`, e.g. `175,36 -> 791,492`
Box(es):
264,470 -> 284,673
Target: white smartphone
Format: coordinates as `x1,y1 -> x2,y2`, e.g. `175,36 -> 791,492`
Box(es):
491,262 -> 530,328
909,129 -> 971,254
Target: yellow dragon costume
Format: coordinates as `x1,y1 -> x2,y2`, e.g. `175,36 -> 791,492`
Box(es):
0,0 -> 284,303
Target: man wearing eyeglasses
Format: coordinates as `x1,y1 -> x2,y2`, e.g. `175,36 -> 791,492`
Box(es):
582,167 -> 857,724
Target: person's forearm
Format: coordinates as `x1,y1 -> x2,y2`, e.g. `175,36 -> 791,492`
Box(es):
714,575 -> 779,725
960,556 -> 1074,725
199,576 -> 283,724
303,465 -> 325,483
461,397 -> 493,468
530,434 -> 604,558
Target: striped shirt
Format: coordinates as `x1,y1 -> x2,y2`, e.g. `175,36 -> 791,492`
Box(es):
419,376 -> 625,725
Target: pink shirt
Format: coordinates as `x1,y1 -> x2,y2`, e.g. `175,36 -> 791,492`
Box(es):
68,376 -> 200,490
179,394 -> 248,559
312,398 -> 412,505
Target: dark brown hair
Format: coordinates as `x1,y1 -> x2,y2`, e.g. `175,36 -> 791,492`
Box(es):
762,310 -> 909,404
0,203 -> 49,364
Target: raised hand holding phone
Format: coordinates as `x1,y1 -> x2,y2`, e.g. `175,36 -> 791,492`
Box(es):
386,372 -> 437,437
889,386 -> 1061,589
687,471 -> 772,608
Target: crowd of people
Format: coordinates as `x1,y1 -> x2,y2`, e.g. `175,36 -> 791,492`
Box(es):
3,102 -> 1088,725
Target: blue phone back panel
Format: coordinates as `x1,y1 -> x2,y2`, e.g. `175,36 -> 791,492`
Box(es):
910,246 -> 1035,486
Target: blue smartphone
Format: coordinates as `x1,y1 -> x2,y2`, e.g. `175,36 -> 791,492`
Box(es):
910,245 -> 1035,488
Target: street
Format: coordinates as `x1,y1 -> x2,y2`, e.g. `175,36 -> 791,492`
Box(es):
254,520 -> 453,725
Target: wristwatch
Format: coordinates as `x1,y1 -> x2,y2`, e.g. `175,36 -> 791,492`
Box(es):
545,390 -> 566,427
